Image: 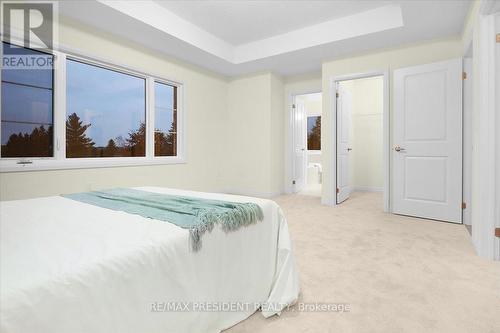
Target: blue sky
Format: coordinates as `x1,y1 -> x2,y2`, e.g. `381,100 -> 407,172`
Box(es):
154,82 -> 175,133
66,60 -> 146,146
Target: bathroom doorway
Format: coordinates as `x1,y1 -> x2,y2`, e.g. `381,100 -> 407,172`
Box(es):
335,75 -> 384,206
292,92 -> 322,197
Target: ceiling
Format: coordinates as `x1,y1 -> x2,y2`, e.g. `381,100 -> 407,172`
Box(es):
59,0 -> 471,77
155,0 -> 390,45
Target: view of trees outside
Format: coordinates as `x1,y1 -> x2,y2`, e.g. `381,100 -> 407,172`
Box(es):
66,114 -> 146,157
66,59 -> 146,158
65,113 -> 177,158
2,125 -> 53,157
1,42 -> 54,157
1,48 -> 178,159
65,60 -> 178,158
307,116 -> 321,150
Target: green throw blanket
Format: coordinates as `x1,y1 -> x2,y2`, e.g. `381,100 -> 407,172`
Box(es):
62,188 -> 263,251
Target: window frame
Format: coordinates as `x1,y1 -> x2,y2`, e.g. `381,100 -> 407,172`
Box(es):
152,79 -> 179,158
0,44 -> 185,172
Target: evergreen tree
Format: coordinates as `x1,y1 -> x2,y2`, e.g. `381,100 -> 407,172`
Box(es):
154,123 -> 177,156
66,113 -> 95,157
126,122 -> 146,156
103,139 -> 118,157
165,119 -> 177,156
31,126 -> 53,156
2,132 -> 29,157
2,125 -> 53,157
307,116 -> 321,150
154,130 -> 168,156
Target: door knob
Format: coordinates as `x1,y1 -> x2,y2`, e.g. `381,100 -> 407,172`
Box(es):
347,148 -> 352,151
394,146 -> 406,152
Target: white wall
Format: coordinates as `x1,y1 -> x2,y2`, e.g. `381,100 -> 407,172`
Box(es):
340,77 -> 384,192
0,18 -> 229,200
225,74 -> 271,196
270,74 -> 285,195
321,38 -> 463,205
224,73 -> 284,197
302,96 -> 322,117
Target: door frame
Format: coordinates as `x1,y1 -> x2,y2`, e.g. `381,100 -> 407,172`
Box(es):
463,53 -> 473,226
330,70 -> 390,212
471,7 -> 499,260
287,90 -> 322,194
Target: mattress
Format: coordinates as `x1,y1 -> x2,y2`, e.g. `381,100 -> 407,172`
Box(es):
0,187 -> 299,333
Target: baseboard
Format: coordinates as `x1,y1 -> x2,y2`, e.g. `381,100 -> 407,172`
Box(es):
352,186 -> 383,192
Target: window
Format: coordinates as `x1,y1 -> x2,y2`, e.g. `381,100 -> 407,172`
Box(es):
307,116 -> 321,150
0,44 -> 184,171
66,59 -> 146,158
1,42 -> 54,158
154,82 -> 177,156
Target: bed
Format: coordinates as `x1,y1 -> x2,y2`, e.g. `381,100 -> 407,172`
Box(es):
0,187 -> 299,333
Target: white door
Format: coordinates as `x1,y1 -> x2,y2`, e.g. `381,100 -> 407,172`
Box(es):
336,84 -> 352,203
293,99 -> 307,192
393,58 -> 462,223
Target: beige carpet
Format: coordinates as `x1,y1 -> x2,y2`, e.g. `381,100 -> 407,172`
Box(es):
225,192 -> 500,333
298,183 -> 322,197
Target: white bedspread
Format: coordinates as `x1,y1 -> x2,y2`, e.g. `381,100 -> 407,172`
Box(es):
0,187 -> 299,333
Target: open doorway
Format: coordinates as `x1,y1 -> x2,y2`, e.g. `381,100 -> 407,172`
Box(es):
292,92 -> 322,197
336,76 -> 384,206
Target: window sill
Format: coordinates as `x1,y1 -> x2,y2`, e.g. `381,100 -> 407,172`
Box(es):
0,156 -> 186,173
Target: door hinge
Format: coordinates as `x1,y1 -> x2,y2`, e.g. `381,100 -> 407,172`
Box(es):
336,92 -> 339,98
292,180 -> 296,185
496,33 -> 500,43
462,72 -> 467,80
462,202 -> 466,209
336,188 -> 339,193
495,228 -> 500,238
292,104 -> 296,109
